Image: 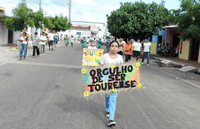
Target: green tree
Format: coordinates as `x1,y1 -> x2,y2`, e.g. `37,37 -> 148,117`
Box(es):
2,0 -> 35,31
106,2 -> 170,40
178,0 -> 200,41
43,16 -> 72,32
32,10 -> 44,29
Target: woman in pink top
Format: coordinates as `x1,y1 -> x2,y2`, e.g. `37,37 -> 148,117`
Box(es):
123,40 -> 134,62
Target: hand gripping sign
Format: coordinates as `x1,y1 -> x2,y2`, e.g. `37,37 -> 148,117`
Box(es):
82,48 -> 104,66
82,61 -> 142,99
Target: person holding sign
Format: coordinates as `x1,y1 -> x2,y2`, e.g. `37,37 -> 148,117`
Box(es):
88,40 -> 97,49
99,40 -> 123,127
18,32 -> 28,60
123,40 -> 134,62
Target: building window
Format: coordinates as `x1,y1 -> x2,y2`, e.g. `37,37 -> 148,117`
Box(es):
77,32 -> 81,35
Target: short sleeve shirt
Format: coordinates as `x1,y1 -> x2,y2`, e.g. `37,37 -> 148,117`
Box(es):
143,42 -> 151,52
100,53 -> 124,66
133,43 -> 142,51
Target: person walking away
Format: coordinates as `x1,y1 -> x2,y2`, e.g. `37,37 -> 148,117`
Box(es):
123,40 -> 134,62
54,32 -> 58,47
133,39 -> 142,61
18,32 -> 28,60
39,32 -> 47,54
106,38 -> 112,53
97,39 -> 102,49
48,30 -> 54,51
99,40 -> 123,127
141,38 -> 151,66
88,40 -> 97,49
71,35 -> 75,47
32,32 -> 40,58
82,37 -> 87,49
118,38 -> 126,55
64,35 -> 69,48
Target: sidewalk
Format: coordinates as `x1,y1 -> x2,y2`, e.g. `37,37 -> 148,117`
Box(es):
151,54 -> 200,68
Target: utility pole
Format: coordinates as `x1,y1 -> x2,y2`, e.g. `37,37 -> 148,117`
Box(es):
39,0 -> 41,10
68,0 -> 71,37
69,0 -> 71,22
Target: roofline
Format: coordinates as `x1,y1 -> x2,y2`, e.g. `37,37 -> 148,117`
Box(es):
71,21 -> 105,24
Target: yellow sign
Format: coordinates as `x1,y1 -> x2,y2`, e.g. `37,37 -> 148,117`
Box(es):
82,49 -> 104,66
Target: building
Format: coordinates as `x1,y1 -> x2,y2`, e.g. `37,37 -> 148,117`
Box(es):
148,24 -> 200,63
60,21 -> 106,39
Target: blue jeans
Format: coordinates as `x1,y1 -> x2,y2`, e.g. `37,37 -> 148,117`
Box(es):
142,52 -> 150,64
107,48 -> 110,53
40,45 -> 45,53
105,92 -> 118,121
19,44 -> 27,59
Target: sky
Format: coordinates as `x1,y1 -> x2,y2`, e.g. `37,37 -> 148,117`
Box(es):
0,0 -> 181,23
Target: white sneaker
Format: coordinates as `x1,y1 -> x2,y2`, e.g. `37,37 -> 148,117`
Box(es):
141,62 -> 143,65
147,64 -> 150,66
108,120 -> 116,127
105,112 -> 109,118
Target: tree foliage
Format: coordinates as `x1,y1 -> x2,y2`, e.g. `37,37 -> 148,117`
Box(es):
178,0 -> 200,41
43,16 -> 72,32
2,0 -> 71,32
106,2 -> 170,40
2,0 -> 35,31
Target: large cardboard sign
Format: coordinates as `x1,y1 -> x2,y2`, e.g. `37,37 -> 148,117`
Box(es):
82,61 -> 142,99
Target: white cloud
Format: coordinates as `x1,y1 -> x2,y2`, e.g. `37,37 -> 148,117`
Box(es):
43,6 -> 69,17
0,3 -> 17,16
99,4 -> 115,11
72,0 -> 96,6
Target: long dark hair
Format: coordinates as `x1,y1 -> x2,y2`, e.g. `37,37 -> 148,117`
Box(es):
109,40 -> 119,48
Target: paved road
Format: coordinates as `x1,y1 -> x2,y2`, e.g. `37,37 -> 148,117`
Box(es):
0,41 -> 200,129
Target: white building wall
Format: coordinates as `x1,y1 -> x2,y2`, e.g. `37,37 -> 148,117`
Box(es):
0,21 -> 8,45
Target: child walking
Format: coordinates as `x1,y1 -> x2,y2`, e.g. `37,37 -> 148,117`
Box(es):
71,35 -> 75,47
99,40 -> 123,127
123,40 -> 134,62
88,40 -> 97,49
64,35 -> 69,48
97,39 -> 102,49
32,32 -> 40,58
82,37 -> 87,49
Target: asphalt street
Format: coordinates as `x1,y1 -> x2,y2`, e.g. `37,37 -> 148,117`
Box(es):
0,41 -> 200,129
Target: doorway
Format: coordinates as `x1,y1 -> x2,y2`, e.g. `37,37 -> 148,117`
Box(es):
8,30 -> 13,44
172,34 -> 180,57
156,36 -> 162,54
189,38 -> 199,61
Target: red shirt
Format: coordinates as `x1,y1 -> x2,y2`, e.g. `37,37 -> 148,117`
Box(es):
123,44 -> 134,55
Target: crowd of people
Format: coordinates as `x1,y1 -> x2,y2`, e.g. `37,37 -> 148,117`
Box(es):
17,28 -> 151,127
18,28 -> 61,60
81,37 -> 151,66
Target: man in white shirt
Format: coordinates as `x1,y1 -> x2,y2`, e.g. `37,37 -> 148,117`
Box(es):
39,32 -> 47,53
118,38 -> 126,55
133,39 -> 142,61
141,38 -> 151,66
48,30 -> 54,51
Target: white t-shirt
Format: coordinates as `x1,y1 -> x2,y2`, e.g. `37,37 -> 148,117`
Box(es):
71,38 -> 75,42
100,53 -> 123,66
133,42 -> 142,51
87,38 -> 90,42
20,36 -> 28,45
119,41 -> 126,52
143,42 -> 151,52
88,46 -> 97,49
39,35 -> 47,45
48,33 -> 54,41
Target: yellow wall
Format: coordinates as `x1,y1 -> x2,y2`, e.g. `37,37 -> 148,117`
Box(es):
150,42 -> 157,54
179,41 -> 190,60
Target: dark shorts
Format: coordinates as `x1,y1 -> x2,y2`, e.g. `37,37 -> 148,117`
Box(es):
133,51 -> 140,57
49,40 -> 53,45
